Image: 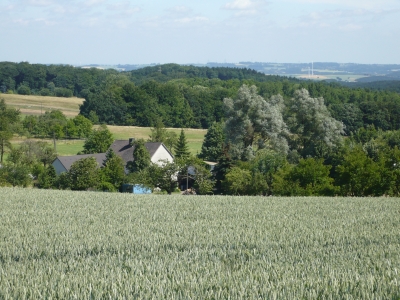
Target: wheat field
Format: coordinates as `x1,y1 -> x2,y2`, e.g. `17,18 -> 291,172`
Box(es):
0,188 -> 399,299
1,94 -> 84,117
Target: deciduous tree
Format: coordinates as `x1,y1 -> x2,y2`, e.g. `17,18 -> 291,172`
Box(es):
82,124 -> 113,154
289,89 -> 344,158
224,85 -> 289,160
67,157 -> 100,191
0,99 -> 20,163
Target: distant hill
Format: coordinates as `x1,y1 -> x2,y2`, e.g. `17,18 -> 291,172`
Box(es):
128,63 -> 298,84
85,62 -> 400,83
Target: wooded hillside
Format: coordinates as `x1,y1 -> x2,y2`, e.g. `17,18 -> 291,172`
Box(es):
2,62 -> 400,132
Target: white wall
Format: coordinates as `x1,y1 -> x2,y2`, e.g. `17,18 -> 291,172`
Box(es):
151,145 -> 173,165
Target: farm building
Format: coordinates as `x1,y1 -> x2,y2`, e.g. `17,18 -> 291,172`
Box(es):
52,139 -> 174,175
53,153 -> 106,175
109,140 -> 174,172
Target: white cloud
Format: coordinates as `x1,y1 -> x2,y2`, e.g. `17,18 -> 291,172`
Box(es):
107,1 -> 140,12
174,16 -> 208,24
224,0 -> 255,10
223,0 -> 268,16
224,0 -> 268,10
26,0 -> 54,6
13,18 -> 30,25
84,0 -> 105,7
291,6 -> 400,30
34,17 -> 57,26
282,0 -> 400,11
168,6 -> 192,14
339,23 -> 362,31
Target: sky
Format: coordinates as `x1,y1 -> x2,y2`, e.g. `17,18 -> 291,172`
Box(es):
1,0 -> 400,65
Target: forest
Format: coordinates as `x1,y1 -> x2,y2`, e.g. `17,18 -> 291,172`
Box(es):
1,61 -> 400,131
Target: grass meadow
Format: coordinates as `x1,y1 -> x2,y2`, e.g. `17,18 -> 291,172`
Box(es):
103,125 -> 206,155
0,188 -> 399,299
10,126 -> 206,157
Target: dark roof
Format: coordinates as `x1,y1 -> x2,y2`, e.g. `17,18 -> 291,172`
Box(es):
109,140 -> 173,164
53,140 -> 174,172
55,153 -> 107,172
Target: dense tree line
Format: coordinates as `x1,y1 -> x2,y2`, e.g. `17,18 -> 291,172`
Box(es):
2,62 -> 400,132
342,80 -> 400,94
22,111 -> 93,139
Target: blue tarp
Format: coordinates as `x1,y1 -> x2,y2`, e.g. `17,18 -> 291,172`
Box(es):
122,184 -> 152,194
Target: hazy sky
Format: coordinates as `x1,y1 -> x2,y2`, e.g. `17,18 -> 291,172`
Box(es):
1,0 -> 400,65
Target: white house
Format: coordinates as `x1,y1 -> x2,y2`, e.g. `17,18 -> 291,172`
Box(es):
52,140 -> 174,175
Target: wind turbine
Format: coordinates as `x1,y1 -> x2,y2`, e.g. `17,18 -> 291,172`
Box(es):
312,61 -> 314,76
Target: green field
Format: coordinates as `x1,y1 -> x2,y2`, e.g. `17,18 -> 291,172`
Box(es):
10,126 -> 206,157
1,188 -> 399,299
104,125 -> 206,155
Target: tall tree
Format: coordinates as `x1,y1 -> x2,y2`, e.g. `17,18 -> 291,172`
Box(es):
224,85 -> 289,160
289,89 -> 345,158
198,121 -> 225,162
174,129 -> 190,159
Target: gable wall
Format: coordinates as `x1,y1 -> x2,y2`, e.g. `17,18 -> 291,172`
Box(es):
53,159 -> 67,175
151,146 -> 174,165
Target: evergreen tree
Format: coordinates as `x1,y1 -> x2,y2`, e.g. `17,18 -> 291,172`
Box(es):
174,129 -> 190,159
198,122 -> 225,162
103,148 -> 117,167
213,144 -> 233,194
128,139 -> 151,172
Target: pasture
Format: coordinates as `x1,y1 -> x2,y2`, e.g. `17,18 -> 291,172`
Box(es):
0,188 -> 399,299
103,125 -> 206,155
1,94 -> 84,117
10,125 -> 206,156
